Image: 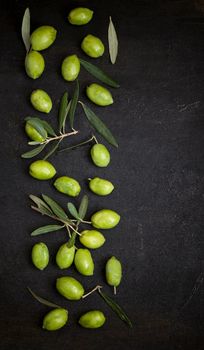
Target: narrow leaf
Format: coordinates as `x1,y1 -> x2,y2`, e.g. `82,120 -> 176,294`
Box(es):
78,195 -> 88,220
43,139 -> 62,160
98,289 -> 132,328
42,194 -> 69,221
67,203 -> 80,220
27,287 -> 61,309
31,224 -> 65,236
59,92 -> 68,132
21,144 -> 46,158
69,80 -> 79,129
40,120 -> 56,136
108,16 -> 118,64
67,232 -> 76,248
26,118 -> 47,139
80,59 -> 119,88
21,8 -> 30,52
59,136 -> 94,153
28,141 -> 41,146
29,195 -> 53,215
63,100 -> 72,133
80,102 -> 118,147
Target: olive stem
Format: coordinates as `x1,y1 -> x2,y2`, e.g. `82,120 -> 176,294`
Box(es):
82,285 -> 103,299
43,130 -> 79,145
80,220 -> 92,224
114,286 -> 117,295
65,224 -> 71,238
58,134 -> 96,153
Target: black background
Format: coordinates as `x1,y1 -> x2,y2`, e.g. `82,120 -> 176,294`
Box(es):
1,0 -> 204,349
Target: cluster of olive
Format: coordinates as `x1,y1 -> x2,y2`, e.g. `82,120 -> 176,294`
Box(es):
23,7 -> 123,330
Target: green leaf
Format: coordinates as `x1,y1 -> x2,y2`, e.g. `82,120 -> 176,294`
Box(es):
31,224 -> 64,236
40,120 -> 56,137
108,16 -> 118,64
78,195 -> 88,220
67,232 -> 76,248
67,203 -> 80,220
69,80 -> 79,129
63,100 -> 72,133
58,136 -> 94,153
27,287 -> 61,309
42,194 -> 69,221
80,59 -> 119,88
28,141 -> 41,146
80,102 -> 118,147
58,92 -> 69,132
29,195 -> 53,215
25,117 -> 47,139
43,139 -> 62,160
98,289 -> 132,328
21,144 -> 46,158
21,8 -> 30,52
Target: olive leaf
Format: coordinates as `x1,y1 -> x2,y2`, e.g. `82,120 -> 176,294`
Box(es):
58,92 -> 69,132
40,120 -> 56,137
42,194 -> 69,221
67,203 -> 80,220
58,136 -> 94,153
21,8 -> 30,53
27,287 -> 61,308
80,59 -> 119,88
28,141 -> 41,146
21,144 -> 46,158
63,100 -> 72,133
108,16 -> 118,64
79,102 -> 118,147
67,232 -> 76,248
69,80 -> 79,129
31,224 -> 65,236
25,117 -> 47,139
78,195 -> 88,220
29,195 -> 53,215
43,139 -> 62,160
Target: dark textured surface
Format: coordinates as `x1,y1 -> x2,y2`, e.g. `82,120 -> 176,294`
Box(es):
0,0 -> 204,349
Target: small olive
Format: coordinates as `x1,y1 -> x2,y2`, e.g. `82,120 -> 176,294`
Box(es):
25,50 -> 45,79
54,176 -> 81,197
79,310 -> 106,329
25,122 -> 47,142
61,55 -> 80,81
68,7 -> 94,25
30,26 -> 57,51
42,308 -> 68,331
90,144 -> 110,167
79,230 -> 105,249
86,83 -> 113,106
91,209 -> 120,229
74,248 -> 94,276
56,276 -> 84,300
106,256 -> 122,290
29,160 -> 56,180
81,34 -> 104,58
56,244 -> 75,269
31,242 -> 49,270
30,89 -> 52,113
89,177 -> 114,196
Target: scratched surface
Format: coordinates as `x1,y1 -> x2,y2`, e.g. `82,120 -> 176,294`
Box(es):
0,0 -> 204,349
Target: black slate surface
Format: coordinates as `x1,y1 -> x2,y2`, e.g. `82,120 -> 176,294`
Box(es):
0,0 -> 204,349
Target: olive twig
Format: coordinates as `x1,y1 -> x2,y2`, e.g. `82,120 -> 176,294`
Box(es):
42,130 -> 79,145
58,134 -> 96,153
82,285 -> 103,299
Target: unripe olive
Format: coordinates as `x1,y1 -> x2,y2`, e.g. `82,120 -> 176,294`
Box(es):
56,276 -> 84,300
56,244 -> 75,269
31,242 -> 49,270
54,176 -> 81,197
79,230 -> 105,249
25,51 -> 45,79
29,160 -> 56,180
81,34 -> 104,58
42,308 -> 68,331
30,26 -> 57,51
30,89 -> 52,113
25,122 -> 47,142
79,310 -> 106,329
106,256 -> 122,289
68,7 -> 94,25
86,84 -> 113,106
61,55 -> 80,81
91,209 -> 120,229
74,249 -> 94,276
90,144 -> 110,167
89,177 -> 114,196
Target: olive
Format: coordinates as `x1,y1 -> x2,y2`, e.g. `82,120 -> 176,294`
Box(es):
42,308 -> 68,331
30,26 -> 57,51
25,50 -> 45,79
89,177 -> 114,196
91,209 -> 120,229
25,122 -> 47,142
29,160 -> 56,180
31,242 -> 49,270
74,249 -> 94,276
79,310 -> 106,329
106,256 -> 122,291
90,144 -> 110,167
56,276 -> 84,300
61,54 -> 80,81
68,7 -> 94,25
81,34 -> 104,58
30,89 -> 52,113
56,244 -> 75,269
79,230 -> 105,249
54,176 -> 81,197
86,83 -> 113,106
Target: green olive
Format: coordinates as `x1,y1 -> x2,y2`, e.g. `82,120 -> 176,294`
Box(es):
91,209 -> 120,229
54,176 -> 81,197
30,89 -> 52,113
106,256 -> 122,291
90,144 -> 110,167
30,26 -> 57,51
86,84 -> 113,106
89,177 -> 114,196
74,249 -> 94,276
25,122 -> 47,142
79,230 -> 105,249
29,160 -> 56,180
81,34 -> 104,58
56,276 -> 84,300
31,242 -> 49,270
79,310 -> 106,329
68,8 -> 94,25
56,244 -> 75,269
25,51 -> 45,79
61,55 -> 80,81
42,308 -> 68,331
